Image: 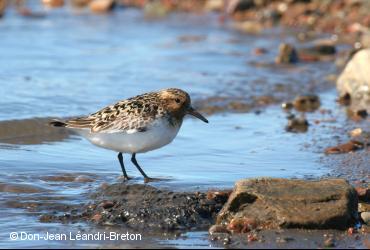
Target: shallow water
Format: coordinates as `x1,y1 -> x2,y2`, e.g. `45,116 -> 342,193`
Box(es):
0,4 -> 348,248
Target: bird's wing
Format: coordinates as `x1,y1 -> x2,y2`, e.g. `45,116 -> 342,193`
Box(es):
64,94 -> 164,134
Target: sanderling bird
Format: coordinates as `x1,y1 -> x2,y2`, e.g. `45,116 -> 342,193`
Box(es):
50,88 -> 208,183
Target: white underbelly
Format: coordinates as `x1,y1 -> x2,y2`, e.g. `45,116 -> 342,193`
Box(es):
74,120 -> 182,153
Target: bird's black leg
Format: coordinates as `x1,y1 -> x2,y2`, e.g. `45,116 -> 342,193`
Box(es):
118,152 -> 131,181
131,153 -> 154,183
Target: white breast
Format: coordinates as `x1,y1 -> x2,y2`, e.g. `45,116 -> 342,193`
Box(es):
73,118 -> 182,154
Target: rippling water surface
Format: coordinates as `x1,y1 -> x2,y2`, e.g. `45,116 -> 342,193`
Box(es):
0,4 -> 337,248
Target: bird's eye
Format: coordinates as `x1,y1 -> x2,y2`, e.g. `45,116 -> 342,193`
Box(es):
175,98 -> 181,104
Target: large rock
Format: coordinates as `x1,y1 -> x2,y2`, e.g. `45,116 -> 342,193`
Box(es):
216,178 -> 358,230
337,48 -> 370,113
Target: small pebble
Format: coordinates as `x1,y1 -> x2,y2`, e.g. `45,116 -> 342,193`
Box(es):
361,212 -> 370,225
324,237 -> 335,247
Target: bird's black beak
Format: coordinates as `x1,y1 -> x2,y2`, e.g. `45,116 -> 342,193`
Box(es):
187,107 -> 208,123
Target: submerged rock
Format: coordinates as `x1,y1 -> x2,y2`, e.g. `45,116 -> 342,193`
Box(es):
216,178 -> 358,230
292,95 -> 321,112
337,48 -> 370,113
276,43 -> 299,64
286,116 -> 309,133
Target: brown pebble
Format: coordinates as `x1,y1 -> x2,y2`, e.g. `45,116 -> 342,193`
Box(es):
324,237 -> 335,247
356,187 -> 370,202
100,201 -> 114,209
206,190 -> 232,203
42,0 -> 64,8
337,93 -> 351,106
91,213 -> 102,222
89,0 -> 115,13
209,225 -> 230,235
347,227 -> 356,235
247,233 -> 258,242
254,48 -> 268,55
227,218 -> 257,234
324,140 -> 364,154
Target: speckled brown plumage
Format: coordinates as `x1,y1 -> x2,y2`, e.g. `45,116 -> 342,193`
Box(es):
58,88 -> 190,133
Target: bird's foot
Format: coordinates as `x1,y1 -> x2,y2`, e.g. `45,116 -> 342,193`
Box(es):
119,175 -> 132,182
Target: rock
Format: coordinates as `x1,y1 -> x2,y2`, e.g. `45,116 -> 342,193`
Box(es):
209,225 -> 230,236
325,140 -> 364,154
205,0 -> 224,11
44,183 -> 229,231
91,213 -> 102,222
226,0 -> 255,14
281,102 -> 294,111
232,21 -> 263,34
71,0 -> 91,8
253,47 -> 268,55
286,116 -> 309,133
16,8 -> 46,18
247,233 -> 258,242
299,40 -> 336,61
276,236 -> 294,244
346,109 -> 368,121
99,200 -> 114,209
42,0 -> 65,8
349,128 -> 362,138
89,0 -> 115,13
0,0 -> 6,18
226,217 -> 257,233
216,178 -> 358,230
292,95 -> 320,112
337,92 -> 351,106
337,49 -> 370,113
361,32 -> 370,49
347,227 -> 356,235
275,43 -> 299,64
359,203 -> 370,213
143,1 -> 169,19
324,237 -> 335,248
361,212 -> 370,225
207,190 -> 232,204
178,35 -> 206,43
356,187 -> 370,202
361,225 -> 370,233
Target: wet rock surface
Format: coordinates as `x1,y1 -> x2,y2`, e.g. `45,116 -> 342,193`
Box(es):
216,178 -> 358,230
39,183 -> 229,232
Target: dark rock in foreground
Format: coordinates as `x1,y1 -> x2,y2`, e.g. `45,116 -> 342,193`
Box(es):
91,183 -> 226,231
216,178 -> 358,230
40,183 -> 229,232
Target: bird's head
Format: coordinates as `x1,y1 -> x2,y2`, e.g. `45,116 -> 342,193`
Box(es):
159,88 -> 208,123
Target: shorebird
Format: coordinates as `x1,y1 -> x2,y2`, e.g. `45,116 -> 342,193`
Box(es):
50,88 -> 208,183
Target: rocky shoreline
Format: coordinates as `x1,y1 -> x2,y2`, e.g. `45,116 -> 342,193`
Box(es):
34,177 -> 370,248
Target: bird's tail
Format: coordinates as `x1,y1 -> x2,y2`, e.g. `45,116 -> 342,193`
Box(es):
49,120 -> 67,127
